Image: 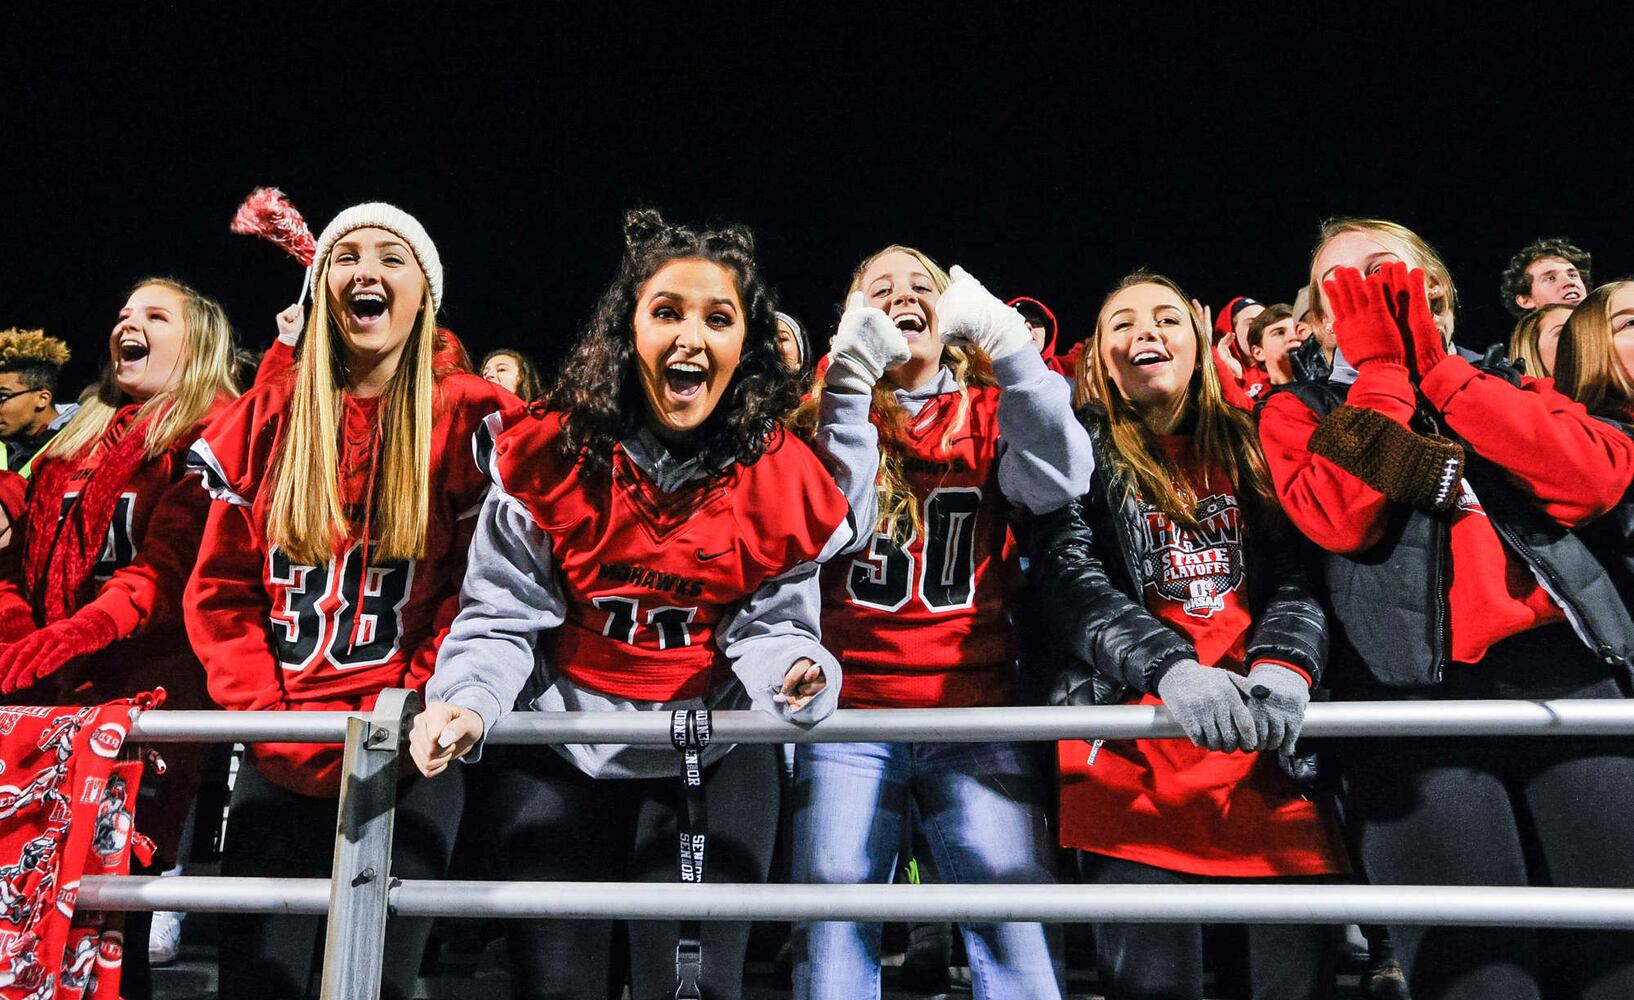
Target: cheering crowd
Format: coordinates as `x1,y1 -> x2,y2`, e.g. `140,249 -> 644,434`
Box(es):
0,200 -> 1630,1000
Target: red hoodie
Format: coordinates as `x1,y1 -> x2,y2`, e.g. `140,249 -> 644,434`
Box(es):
184,373 -> 515,795
1008,295 -> 1081,380
1259,358 -> 1634,664
1213,296 -> 1270,407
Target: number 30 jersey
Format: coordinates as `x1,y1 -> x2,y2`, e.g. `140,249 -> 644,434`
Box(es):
183,372 -> 516,796
820,383 -> 1019,709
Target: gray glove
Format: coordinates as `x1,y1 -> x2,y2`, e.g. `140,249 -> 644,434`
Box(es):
1231,663 -> 1311,756
824,291 -> 910,395
1155,659 -> 1259,752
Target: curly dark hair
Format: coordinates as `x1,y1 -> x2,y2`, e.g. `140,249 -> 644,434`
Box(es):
1501,237 -> 1592,316
548,208 -> 797,477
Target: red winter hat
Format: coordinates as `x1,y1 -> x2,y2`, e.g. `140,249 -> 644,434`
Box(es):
1008,296 -> 1059,351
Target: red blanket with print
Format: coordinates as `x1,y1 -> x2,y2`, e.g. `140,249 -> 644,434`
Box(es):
0,696 -> 155,999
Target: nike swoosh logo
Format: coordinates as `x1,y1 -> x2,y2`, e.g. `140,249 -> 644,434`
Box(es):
696,548 -> 731,561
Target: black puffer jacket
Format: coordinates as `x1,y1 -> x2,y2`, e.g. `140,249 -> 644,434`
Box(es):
1030,406 -> 1327,709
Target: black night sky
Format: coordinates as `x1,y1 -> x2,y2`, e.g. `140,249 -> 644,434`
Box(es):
5,4 -> 1631,395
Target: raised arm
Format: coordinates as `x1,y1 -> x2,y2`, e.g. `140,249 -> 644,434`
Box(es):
1421,358 -> 1634,525
933,266 -> 1093,513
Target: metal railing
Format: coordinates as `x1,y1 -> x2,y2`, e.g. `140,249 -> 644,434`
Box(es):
76,694 -> 1634,999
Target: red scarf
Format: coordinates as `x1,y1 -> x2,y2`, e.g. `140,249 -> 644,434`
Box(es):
24,408 -> 160,626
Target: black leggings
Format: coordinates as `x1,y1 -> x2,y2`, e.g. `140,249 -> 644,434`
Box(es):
1078,852 -> 1338,1000
1338,626 -> 1634,1000
480,743 -> 779,1000
216,759 -> 464,1000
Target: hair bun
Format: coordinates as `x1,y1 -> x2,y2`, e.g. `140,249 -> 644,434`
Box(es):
706,224 -> 756,260
623,208 -> 670,251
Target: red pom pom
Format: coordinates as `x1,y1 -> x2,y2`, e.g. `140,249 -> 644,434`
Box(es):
230,187 -> 317,266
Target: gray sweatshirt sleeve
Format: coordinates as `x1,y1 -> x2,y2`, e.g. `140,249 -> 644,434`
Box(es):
992,348 -> 1095,514
716,560 -> 842,724
813,389 -> 881,552
426,485 -> 567,757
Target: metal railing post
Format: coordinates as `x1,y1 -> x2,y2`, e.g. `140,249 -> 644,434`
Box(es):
319,688 -> 420,1000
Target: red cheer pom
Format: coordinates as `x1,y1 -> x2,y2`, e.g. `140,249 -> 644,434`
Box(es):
230,186 -> 316,266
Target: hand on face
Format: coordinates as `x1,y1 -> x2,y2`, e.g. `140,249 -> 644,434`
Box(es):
633,259 -> 746,445
111,282 -> 189,403
1323,262 -> 1445,378
823,292 -> 910,395
325,227 -> 428,371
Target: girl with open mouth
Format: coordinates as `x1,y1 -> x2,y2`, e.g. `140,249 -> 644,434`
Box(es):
1034,271 -> 1348,1000
409,209 -> 871,1000
787,246 -> 1092,1000
184,203 -> 515,1000
0,275 -> 239,998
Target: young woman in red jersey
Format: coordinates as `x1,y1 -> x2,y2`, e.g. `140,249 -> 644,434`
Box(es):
788,246 -> 1092,1000
409,210 -> 870,1000
184,203 -> 515,1000
0,276 -> 236,1000
1257,219 -> 1634,1000
1030,272 -> 1345,1000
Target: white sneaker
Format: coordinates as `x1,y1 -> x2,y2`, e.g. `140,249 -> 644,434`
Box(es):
148,910 -> 183,966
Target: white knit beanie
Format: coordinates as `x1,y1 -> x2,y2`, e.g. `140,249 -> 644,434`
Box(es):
310,202 -> 443,311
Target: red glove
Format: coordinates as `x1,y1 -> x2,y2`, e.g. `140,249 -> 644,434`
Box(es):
1323,266 -> 1407,369
0,608 -> 119,696
1372,261 -> 1448,380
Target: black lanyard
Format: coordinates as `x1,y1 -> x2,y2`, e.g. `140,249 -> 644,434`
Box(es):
670,708 -> 711,1000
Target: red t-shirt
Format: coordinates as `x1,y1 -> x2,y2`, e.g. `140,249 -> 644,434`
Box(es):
1059,436 -> 1349,877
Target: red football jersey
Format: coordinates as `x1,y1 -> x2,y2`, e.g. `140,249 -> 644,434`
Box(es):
185,373 -> 515,795
488,409 -> 852,702
0,405 -> 217,658
820,385 -> 1019,709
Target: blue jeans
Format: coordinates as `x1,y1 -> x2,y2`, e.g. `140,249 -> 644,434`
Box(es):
791,740 -> 1064,1000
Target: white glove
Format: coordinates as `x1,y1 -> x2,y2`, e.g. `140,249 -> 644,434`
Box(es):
824,292 -> 909,395
935,265 -> 1032,362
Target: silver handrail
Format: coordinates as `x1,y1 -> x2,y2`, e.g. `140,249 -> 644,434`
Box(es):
99,694 -> 1634,998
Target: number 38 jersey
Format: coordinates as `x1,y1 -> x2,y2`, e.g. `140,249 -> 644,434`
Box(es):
486,409 -> 853,703
820,383 -> 1020,709
183,372 -> 516,796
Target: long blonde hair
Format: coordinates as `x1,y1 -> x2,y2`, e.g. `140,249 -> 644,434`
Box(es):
266,254 -> 437,565
1087,272 -> 1277,530
789,244 -> 994,540
1509,304 -> 1572,380
44,277 -> 238,461
1307,218 -> 1459,343
1554,281 -> 1634,419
